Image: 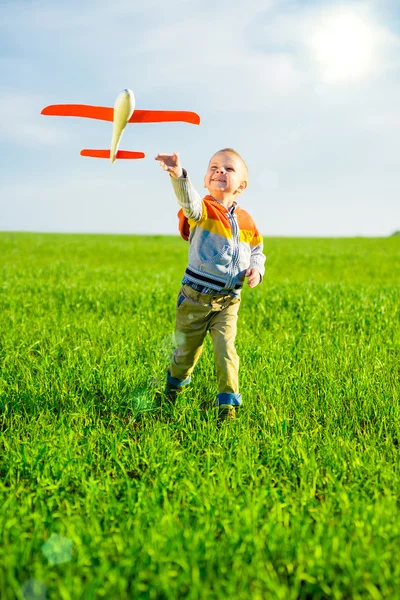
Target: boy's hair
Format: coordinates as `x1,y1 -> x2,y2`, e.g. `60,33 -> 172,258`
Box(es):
212,148 -> 248,180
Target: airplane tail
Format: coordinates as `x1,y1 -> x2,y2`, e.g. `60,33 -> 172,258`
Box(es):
80,150 -> 145,159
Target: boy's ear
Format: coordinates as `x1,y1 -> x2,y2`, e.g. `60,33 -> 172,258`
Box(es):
235,180 -> 248,195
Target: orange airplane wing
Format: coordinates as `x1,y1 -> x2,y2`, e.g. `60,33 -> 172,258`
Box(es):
41,105 -> 200,125
129,110 -> 200,125
80,149 -> 145,159
41,104 -> 113,121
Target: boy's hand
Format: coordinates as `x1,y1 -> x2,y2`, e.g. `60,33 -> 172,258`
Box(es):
155,152 -> 183,178
244,268 -> 261,288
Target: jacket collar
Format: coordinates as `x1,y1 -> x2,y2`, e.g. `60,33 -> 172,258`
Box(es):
205,195 -> 239,214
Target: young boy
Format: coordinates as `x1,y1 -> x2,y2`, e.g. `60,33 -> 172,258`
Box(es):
155,149 -> 266,420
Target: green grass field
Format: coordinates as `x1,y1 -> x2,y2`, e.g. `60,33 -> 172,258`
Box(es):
1,232 -> 399,599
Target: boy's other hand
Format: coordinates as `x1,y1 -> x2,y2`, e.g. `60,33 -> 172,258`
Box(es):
155,152 -> 183,178
244,268 -> 261,288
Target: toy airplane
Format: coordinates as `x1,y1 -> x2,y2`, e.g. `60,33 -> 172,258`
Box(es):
41,88 -> 200,163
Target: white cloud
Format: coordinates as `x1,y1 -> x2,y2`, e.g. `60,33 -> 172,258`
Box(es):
0,89 -> 72,146
360,112 -> 400,134
243,1 -> 400,80
3,0 -> 397,115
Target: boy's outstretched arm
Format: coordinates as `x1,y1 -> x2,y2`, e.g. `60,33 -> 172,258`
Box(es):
154,152 -> 203,222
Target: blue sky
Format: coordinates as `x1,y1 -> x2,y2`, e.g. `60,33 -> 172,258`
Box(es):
1,0 -> 399,236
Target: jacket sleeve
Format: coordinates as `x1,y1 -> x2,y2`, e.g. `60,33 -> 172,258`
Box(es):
250,230 -> 266,281
170,169 -> 203,221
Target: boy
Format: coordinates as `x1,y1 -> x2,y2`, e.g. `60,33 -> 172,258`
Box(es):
155,149 -> 266,420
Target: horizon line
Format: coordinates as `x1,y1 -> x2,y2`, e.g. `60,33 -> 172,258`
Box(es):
1,230 -> 398,239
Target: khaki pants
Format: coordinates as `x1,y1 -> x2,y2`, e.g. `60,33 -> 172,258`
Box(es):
168,284 -> 242,404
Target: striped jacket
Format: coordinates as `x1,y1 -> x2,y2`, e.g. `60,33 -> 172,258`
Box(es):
171,171 -> 266,295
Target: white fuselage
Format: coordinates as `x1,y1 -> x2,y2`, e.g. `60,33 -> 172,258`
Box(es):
110,89 -> 135,163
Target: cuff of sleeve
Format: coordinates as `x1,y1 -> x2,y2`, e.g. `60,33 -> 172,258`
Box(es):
170,168 -> 187,179
250,265 -> 264,281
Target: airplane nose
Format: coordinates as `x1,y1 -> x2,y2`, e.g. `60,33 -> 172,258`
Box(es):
122,88 -> 135,104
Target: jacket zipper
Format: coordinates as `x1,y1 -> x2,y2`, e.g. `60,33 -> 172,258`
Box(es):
227,210 -> 240,288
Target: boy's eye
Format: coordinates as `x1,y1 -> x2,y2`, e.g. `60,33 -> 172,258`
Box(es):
209,165 -> 234,171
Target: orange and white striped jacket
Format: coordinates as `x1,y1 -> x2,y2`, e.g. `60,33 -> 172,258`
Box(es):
172,171 -> 266,295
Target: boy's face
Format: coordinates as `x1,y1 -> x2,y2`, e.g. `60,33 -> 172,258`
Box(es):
204,152 -> 248,197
